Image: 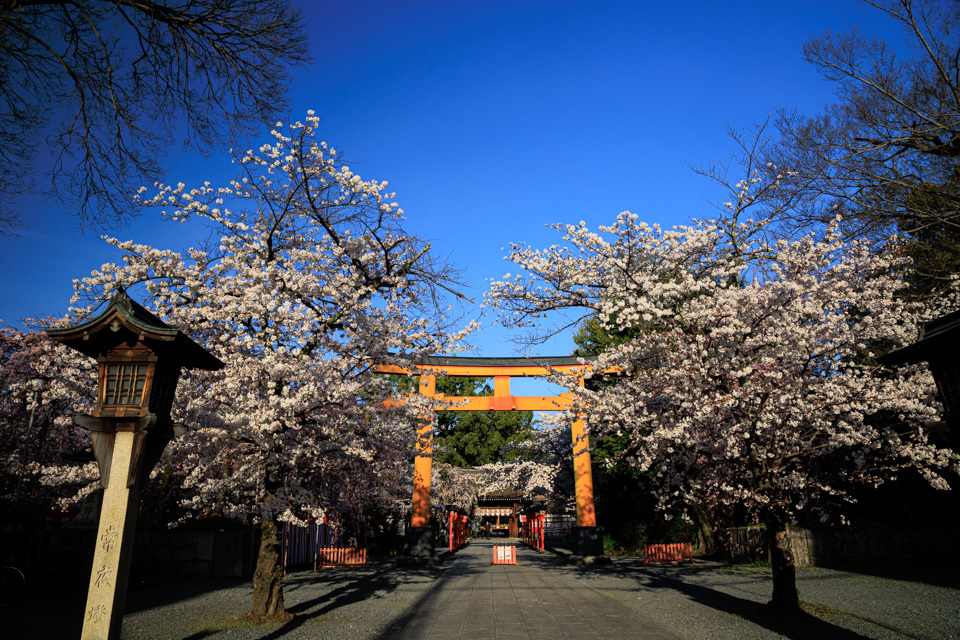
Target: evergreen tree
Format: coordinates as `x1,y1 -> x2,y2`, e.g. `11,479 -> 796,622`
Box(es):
434,376 -> 534,468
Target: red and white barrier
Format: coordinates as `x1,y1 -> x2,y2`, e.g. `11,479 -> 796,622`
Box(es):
492,545 -> 518,565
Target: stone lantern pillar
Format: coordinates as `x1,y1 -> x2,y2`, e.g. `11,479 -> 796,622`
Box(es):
47,292 -> 223,640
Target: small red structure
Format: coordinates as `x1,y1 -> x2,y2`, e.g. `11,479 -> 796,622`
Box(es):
644,542 -> 693,565
317,547 -> 367,567
521,513 -> 545,552
281,520 -> 367,573
492,545 -> 518,565
449,511 -> 468,552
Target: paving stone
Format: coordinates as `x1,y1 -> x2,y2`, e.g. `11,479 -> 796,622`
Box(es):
389,540 -> 680,640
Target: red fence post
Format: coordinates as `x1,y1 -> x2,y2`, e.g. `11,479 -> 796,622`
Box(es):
447,512 -> 468,552
539,514 -> 545,552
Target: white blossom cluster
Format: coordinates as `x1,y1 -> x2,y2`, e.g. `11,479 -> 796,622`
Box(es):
0,324 -> 98,505
430,462 -> 480,513
488,213 -> 960,528
66,114 -> 469,530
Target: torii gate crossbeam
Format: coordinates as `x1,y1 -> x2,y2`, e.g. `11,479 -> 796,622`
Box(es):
375,356 -> 604,561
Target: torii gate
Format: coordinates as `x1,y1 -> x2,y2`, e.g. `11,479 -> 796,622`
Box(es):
375,356 -> 604,560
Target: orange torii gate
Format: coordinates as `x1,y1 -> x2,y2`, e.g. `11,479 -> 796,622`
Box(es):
375,356 -> 605,561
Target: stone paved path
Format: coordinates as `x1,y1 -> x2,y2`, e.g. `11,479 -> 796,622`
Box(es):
384,539 -> 680,640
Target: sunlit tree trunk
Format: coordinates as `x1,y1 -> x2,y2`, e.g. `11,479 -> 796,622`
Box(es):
247,517 -> 292,622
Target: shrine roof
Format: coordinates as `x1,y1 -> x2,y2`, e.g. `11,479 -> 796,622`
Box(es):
881,308 -> 960,366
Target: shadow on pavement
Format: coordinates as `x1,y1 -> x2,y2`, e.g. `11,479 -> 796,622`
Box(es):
10,573 -> 250,639
255,561 -> 446,640
640,569 -> 875,640
375,540 -> 525,640
536,542 -> 880,640
28,539 -> 953,640
27,558 -> 438,640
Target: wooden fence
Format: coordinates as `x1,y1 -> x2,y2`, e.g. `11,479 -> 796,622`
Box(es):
316,546 -> 367,566
644,542 -> 693,565
281,521 -> 366,572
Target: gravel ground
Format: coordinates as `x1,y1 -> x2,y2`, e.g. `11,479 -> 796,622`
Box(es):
3,557 -> 445,640
571,557 -> 960,640
5,547 -> 959,639
125,559 -> 444,640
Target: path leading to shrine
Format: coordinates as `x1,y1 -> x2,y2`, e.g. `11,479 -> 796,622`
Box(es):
384,540 -> 678,640
13,537 -> 956,638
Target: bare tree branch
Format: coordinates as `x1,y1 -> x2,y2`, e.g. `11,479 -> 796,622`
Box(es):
0,0 -> 310,234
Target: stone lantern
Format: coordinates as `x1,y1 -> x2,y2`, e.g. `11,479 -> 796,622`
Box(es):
47,292 -> 222,640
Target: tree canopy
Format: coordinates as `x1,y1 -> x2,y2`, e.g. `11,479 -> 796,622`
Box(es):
487,210 -> 958,610
65,114 -> 466,622
725,0 -> 960,296
0,0 -> 309,233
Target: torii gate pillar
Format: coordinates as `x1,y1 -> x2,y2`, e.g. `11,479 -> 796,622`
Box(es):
571,383 -> 603,557
403,374 -> 437,559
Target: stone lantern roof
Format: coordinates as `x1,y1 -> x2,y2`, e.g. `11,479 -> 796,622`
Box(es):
47,292 -> 223,371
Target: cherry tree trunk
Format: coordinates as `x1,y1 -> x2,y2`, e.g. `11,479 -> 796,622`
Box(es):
765,515 -> 800,611
246,518 -> 292,622
691,500 -> 717,556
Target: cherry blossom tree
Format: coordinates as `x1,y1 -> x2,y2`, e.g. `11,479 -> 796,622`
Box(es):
68,114 -> 468,622
487,212 -> 959,610
431,462 -> 480,514
474,459 -> 566,504
0,323 -> 98,505
464,415 -> 575,512
429,416 -> 574,518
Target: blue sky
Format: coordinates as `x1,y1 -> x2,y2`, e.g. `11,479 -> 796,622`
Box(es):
1,0 -> 902,372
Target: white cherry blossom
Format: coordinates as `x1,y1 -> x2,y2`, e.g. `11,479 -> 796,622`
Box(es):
487,212 -> 959,610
